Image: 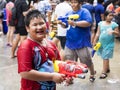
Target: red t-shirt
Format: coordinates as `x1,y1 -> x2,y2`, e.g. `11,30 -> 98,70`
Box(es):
17,38 -> 61,90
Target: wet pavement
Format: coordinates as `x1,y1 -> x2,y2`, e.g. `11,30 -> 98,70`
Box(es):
0,35 -> 120,90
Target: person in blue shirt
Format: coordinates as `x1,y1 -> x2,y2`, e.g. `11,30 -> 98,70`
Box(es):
82,0 -> 94,19
82,0 -> 95,44
59,0 -> 96,82
93,10 -> 119,79
94,0 -> 104,33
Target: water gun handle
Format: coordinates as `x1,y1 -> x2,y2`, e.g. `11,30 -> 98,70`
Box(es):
92,42 -> 101,57
49,31 -> 56,40
92,50 -> 96,57
93,42 -> 101,51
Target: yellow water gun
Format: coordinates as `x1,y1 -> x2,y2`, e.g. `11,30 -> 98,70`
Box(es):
49,31 -> 57,40
92,42 -> 101,57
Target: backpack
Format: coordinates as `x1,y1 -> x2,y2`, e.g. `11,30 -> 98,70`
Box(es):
34,46 -> 56,90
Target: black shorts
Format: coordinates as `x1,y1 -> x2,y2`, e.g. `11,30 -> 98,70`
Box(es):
56,36 -> 66,49
15,26 -> 28,36
9,19 -> 16,26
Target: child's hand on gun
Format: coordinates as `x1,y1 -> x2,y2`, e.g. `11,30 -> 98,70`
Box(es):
51,72 -> 65,84
68,20 -> 75,26
51,72 -> 74,85
65,77 -> 74,86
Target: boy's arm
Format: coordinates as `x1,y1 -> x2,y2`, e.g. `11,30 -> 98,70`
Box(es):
68,9 -> 92,28
20,70 -> 65,83
68,20 -> 91,27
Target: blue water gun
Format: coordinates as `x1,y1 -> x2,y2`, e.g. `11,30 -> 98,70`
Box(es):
58,14 -> 79,23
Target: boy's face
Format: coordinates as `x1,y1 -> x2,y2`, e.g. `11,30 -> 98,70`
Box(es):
70,0 -> 80,11
26,17 -> 47,42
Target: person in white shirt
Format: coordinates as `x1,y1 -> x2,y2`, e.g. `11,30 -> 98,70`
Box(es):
52,0 -> 72,60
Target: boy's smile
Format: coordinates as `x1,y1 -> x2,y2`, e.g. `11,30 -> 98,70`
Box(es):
27,17 -> 47,42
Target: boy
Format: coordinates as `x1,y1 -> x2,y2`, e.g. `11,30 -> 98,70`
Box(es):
60,0 -> 96,82
17,10 -> 72,90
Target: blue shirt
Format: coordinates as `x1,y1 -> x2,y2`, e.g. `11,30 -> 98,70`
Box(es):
82,3 -> 94,17
65,8 -> 92,50
94,3 -> 104,24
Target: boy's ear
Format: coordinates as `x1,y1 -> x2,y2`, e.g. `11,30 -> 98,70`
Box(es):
26,26 -> 30,33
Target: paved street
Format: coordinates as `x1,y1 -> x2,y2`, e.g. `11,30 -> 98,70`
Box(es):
0,35 -> 120,90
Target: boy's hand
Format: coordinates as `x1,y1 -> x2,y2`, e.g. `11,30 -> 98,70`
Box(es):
65,77 -> 74,86
68,20 -> 75,26
57,20 -> 66,28
51,72 -> 65,84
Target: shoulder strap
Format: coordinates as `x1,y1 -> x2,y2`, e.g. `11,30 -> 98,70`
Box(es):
34,46 -> 42,70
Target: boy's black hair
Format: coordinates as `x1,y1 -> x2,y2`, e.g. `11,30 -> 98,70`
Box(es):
24,9 -> 46,27
70,0 -> 84,3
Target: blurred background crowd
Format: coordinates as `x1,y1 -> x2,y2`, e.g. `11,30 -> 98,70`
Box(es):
0,0 -> 120,58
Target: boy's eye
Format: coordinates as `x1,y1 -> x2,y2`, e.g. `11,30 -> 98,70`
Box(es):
32,22 -> 45,26
32,23 -> 37,26
39,22 -> 45,26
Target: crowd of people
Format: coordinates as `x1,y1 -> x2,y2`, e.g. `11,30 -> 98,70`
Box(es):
0,0 -> 120,90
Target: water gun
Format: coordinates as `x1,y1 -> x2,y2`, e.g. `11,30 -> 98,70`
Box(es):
53,60 -> 88,79
48,20 -> 58,40
58,14 -> 79,23
49,31 -> 57,40
92,42 -> 101,57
